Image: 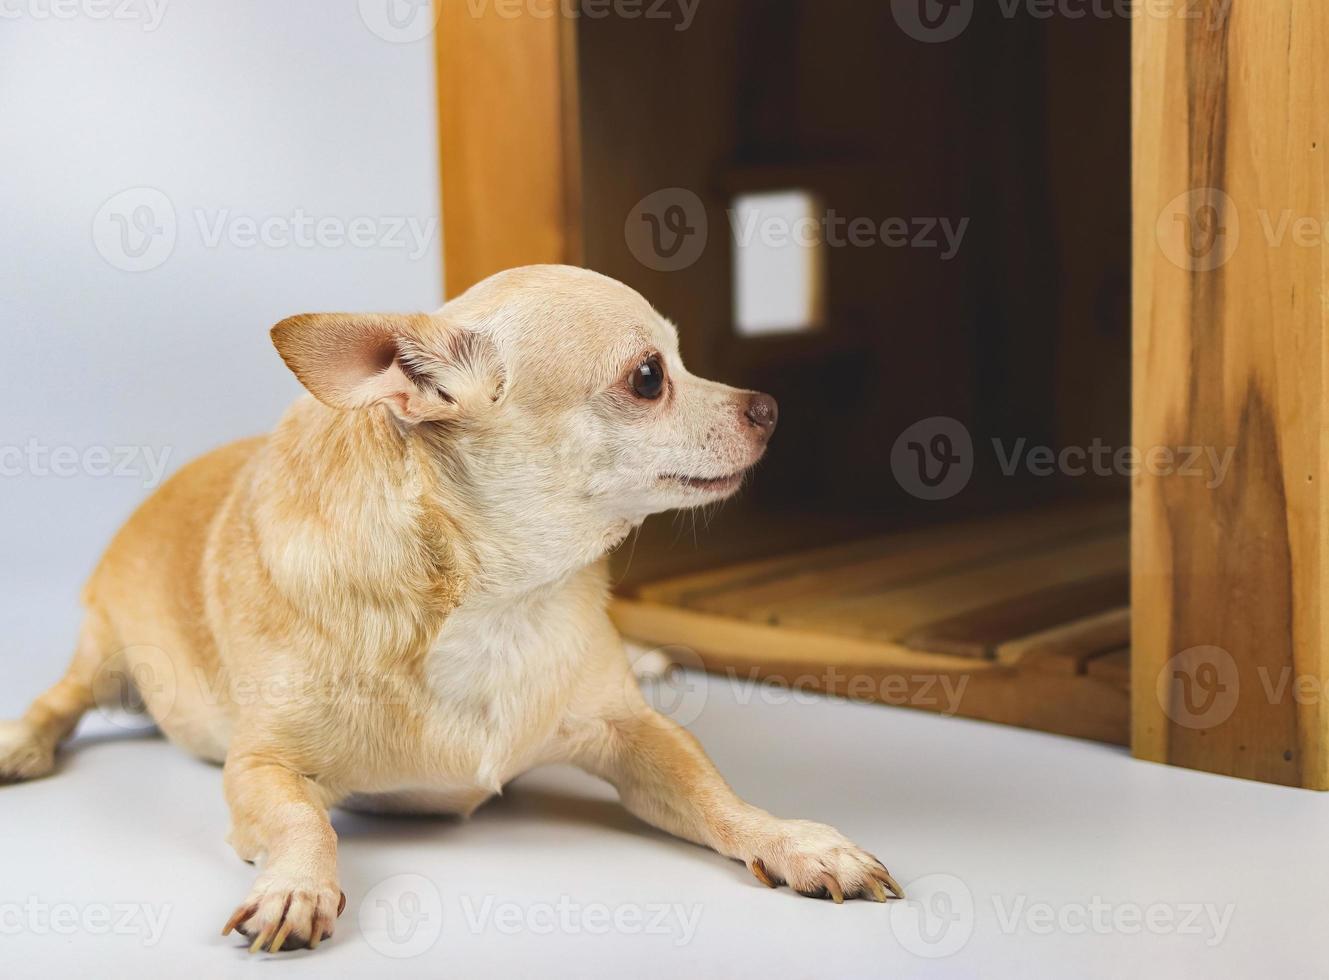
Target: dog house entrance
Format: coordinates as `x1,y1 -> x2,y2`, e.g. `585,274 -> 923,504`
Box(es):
434,2 -> 1134,744
573,4 -> 1133,744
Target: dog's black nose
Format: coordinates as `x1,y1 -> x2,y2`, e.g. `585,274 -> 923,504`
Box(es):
745,392 -> 779,437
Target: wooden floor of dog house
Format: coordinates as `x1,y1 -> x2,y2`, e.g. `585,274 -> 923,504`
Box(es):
610,500 -> 1131,744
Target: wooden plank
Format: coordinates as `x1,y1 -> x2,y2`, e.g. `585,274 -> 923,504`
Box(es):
995,608 -> 1131,671
681,530 -> 1126,637
1087,648 -> 1131,694
610,598 -> 994,675
1133,1 -> 1329,787
631,504 -> 1126,662
435,0 -> 582,297
640,500 -> 1126,615
780,531 -> 1126,646
905,575 -> 1128,660
611,598 -> 1128,745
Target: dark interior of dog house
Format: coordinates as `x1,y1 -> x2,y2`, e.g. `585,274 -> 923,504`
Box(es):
578,3 -> 1134,743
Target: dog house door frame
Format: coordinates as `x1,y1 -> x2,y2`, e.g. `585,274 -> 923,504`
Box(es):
435,0 -> 1329,789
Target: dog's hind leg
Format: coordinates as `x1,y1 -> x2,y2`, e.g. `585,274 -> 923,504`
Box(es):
0,610 -> 114,782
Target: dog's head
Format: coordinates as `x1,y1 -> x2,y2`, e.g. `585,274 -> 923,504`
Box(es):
271,266 -> 777,573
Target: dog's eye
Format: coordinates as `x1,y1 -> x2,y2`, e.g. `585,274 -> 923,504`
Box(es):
630,355 -> 666,400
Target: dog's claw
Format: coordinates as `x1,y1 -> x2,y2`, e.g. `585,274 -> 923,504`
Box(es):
750,858 -> 778,888
249,925 -> 274,954
876,870 -> 905,900
866,855 -> 904,899
338,890 -> 347,916
227,880 -> 338,952
747,821 -> 902,906
822,875 -> 845,904
270,920 -> 295,953
222,904 -> 254,937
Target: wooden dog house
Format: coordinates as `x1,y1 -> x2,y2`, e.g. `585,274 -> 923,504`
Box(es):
434,1 -> 1329,789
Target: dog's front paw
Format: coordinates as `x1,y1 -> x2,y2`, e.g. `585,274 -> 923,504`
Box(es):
222,871 -> 345,952
743,820 -> 903,904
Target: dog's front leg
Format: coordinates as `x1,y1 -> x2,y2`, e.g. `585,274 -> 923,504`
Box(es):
575,698 -> 903,904
219,751 -> 345,952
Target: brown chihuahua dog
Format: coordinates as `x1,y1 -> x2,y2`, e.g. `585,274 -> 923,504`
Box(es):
0,265 -> 901,952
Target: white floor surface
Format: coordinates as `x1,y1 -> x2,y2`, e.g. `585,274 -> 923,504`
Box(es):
1,582 -> 1323,980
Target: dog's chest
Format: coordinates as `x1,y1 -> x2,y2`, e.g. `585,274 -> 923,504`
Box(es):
413,588 -> 586,792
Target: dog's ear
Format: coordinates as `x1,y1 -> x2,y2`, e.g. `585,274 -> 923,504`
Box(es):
270,312 -> 505,424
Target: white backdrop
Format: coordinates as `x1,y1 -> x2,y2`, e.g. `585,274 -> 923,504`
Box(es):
2,9 -> 1317,980
0,0 -> 443,623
